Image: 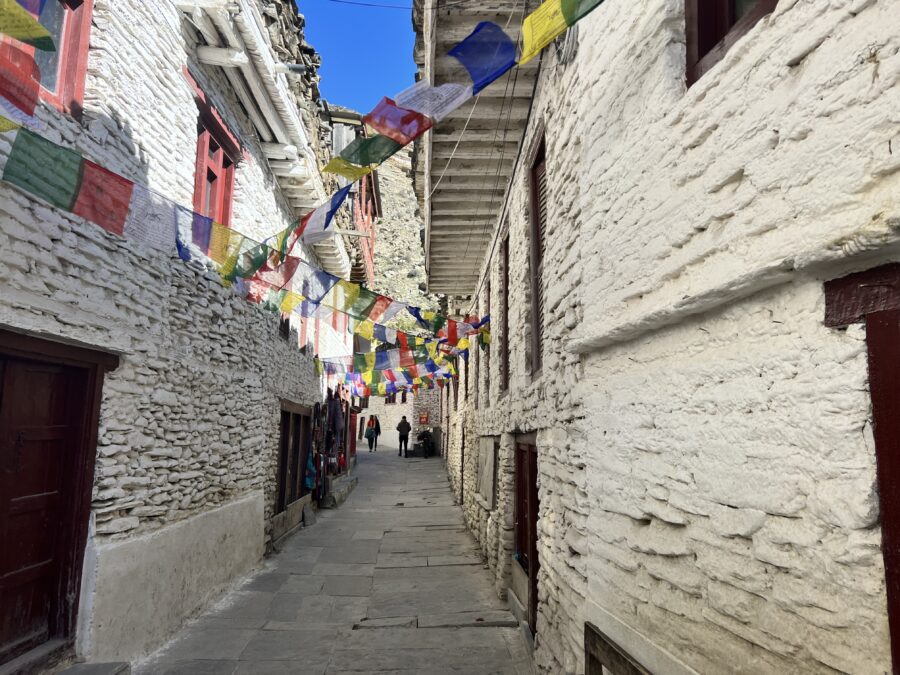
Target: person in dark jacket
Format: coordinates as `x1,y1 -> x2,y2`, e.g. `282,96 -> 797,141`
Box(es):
397,416 -> 412,456
373,416 -> 381,450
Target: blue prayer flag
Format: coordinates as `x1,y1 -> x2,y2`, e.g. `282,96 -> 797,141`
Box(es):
375,351 -> 391,371
447,22 -> 517,95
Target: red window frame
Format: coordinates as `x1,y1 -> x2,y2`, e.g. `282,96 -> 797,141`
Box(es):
185,69 -> 241,227
0,0 -> 92,116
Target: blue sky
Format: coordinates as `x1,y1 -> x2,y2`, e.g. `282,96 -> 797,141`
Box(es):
296,0 -> 417,113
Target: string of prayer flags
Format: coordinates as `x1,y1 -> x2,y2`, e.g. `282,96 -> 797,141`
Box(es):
298,183 -> 352,245
394,80 -> 472,123
447,22 -> 518,95
362,97 -> 433,146
338,134 -> 403,169
1,126 -> 134,235
0,0 -> 55,50
520,0 -> 606,64
408,306 -> 447,334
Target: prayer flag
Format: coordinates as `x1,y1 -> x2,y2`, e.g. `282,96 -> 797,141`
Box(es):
387,349 -> 401,369
296,264 -> 338,303
71,160 -> 135,237
2,128 -> 83,209
323,156 -> 373,181
383,369 -> 396,383
347,287 -> 378,320
280,291 -> 304,314
339,134 -> 403,168
447,22 -> 517,95
0,0 -> 55,50
300,184 -> 352,245
394,80 -> 472,122
520,0 -> 605,64
363,97 -> 433,146
124,184 -> 178,252
0,49 -> 40,114
354,354 -> 367,373
368,295 -> 393,323
375,351 -> 391,371
325,279 -> 361,313
355,319 -> 375,342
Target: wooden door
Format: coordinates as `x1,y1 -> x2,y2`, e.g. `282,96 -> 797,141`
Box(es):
0,354 -> 103,666
515,441 -> 540,634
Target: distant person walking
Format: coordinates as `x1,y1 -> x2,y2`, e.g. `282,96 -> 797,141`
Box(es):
365,417 -> 377,452
397,416 -> 412,457
373,416 -> 381,450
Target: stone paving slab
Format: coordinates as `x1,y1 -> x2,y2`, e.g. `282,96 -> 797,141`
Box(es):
135,446 -> 531,675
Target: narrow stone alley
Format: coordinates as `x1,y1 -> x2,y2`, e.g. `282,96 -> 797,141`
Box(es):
134,447 -> 531,675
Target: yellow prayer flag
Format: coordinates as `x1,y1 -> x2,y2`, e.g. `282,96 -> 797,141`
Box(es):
363,371 -> 374,385
377,382 -> 387,396
414,336 -> 426,346
208,222 -> 242,265
325,280 -> 361,312
458,337 -> 470,350
520,0 -> 568,65
280,291 -> 305,314
364,352 -> 376,369
0,0 -> 55,51
355,320 -> 375,341
427,341 -> 438,358
0,114 -> 19,133
323,157 -> 374,182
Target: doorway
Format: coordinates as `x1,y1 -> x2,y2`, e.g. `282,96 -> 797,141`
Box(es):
0,330 -> 115,669
515,435 -> 539,635
276,402 -> 312,513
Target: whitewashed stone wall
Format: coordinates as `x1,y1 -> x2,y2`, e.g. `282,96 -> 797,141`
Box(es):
0,0 -> 328,661
439,0 -> 900,672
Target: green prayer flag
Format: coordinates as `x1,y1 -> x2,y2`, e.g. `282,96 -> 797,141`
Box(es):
4,129 -> 83,210
339,134 -> 403,167
348,288 -> 379,320
354,354 -> 368,373
561,0 -> 604,25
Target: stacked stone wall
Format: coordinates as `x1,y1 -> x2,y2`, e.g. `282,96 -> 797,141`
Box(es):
0,0 -> 327,659
438,0 -> 900,672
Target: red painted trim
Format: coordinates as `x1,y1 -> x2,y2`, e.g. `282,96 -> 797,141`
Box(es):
865,310 -> 900,671
182,66 -> 243,161
824,263 -> 900,327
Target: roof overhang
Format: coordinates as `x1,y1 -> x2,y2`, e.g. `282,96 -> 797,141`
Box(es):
414,0 -> 535,297
178,0 -> 351,278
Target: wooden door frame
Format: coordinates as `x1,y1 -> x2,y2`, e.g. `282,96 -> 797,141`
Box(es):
824,264 -> 900,666
514,432 -> 539,634
0,329 -> 118,662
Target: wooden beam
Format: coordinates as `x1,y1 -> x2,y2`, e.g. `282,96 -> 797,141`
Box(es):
196,46 -> 248,68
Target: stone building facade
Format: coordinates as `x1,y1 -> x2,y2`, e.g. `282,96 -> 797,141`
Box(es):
421,0 -> 900,673
0,0 -> 347,668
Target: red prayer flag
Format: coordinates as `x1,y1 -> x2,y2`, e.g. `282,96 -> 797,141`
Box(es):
72,160 -> 135,236
368,295 -> 392,322
362,97 -> 434,146
254,255 -> 301,290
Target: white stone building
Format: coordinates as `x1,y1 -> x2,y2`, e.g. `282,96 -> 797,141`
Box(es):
0,0 -> 355,669
418,0 -> 900,672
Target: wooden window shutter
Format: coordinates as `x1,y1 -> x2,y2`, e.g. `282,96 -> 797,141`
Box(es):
530,142 -> 547,375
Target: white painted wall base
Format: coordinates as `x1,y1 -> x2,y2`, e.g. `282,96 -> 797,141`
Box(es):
77,491 -> 265,662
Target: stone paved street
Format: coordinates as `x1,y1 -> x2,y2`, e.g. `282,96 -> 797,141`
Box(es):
135,445 -> 531,675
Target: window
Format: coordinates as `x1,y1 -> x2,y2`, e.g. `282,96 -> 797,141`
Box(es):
685,0 -> 778,85
477,436 -> 500,509
279,316 -> 290,340
186,69 -> 241,227
529,140 -> 547,376
453,377 -> 459,411
0,0 -> 92,116
500,236 -> 510,393
194,120 -> 236,226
